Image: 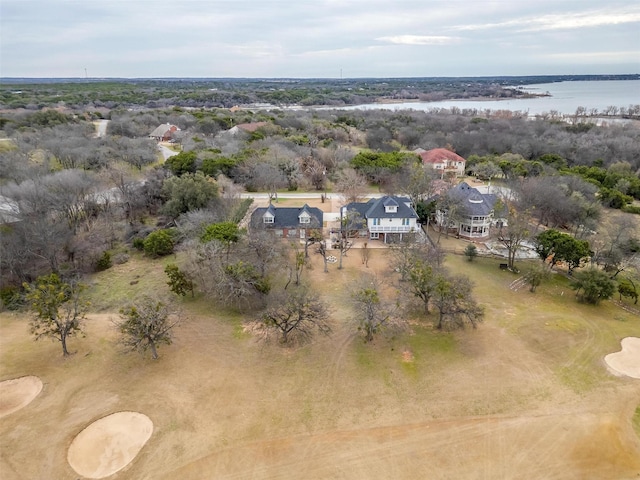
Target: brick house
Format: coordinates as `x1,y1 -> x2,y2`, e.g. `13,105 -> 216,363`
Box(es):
149,124 -> 179,142
250,204 -> 324,240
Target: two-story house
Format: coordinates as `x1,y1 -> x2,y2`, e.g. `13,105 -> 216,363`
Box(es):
342,195 -> 419,243
250,204 -> 323,240
415,148 -> 466,177
435,182 -> 499,239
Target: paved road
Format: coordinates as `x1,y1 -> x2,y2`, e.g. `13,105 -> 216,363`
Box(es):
239,192 -> 384,200
93,119 -> 109,138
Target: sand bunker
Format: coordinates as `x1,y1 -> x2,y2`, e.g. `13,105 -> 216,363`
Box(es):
0,376 -> 43,419
67,411 -> 153,479
604,337 -> 640,379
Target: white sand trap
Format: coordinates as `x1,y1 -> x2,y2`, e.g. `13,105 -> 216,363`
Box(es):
0,376 -> 43,419
604,337 -> 640,379
67,411 -> 153,479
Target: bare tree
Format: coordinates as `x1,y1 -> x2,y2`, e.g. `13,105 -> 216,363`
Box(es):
261,286 -> 331,344
524,262 -> 551,293
252,162 -> 287,202
496,205 -> 531,271
336,168 -> 368,204
432,273 -> 484,330
350,275 -> 398,342
592,216 -> 638,277
435,186 -> 468,243
395,162 -> 436,206
360,242 -> 370,267
116,296 -> 181,360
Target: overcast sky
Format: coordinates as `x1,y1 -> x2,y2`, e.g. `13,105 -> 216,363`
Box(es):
1,0 -> 639,78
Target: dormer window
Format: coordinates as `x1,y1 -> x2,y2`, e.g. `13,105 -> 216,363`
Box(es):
383,198 -> 399,213
263,213 -> 274,223
299,212 -> 311,224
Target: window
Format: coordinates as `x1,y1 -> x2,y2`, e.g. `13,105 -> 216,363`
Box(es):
402,218 -> 410,226
373,218 -> 380,226
384,205 -> 397,213
299,216 -> 310,224
263,215 -> 274,223
370,232 -> 379,239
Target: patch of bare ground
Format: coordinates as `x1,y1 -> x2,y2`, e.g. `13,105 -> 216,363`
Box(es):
1,249 -> 639,479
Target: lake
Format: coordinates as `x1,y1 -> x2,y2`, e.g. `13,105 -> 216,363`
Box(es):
336,80 -> 640,117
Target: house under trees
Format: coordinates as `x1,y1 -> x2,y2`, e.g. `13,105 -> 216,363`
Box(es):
250,204 -> 324,240
342,195 -> 419,243
415,148 -> 466,178
435,182 -> 500,240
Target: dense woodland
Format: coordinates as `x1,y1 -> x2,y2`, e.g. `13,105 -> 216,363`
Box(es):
1,78 -> 639,321
2,74 -> 639,110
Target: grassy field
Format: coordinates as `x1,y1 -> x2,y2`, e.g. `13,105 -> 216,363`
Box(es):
1,245 -> 639,479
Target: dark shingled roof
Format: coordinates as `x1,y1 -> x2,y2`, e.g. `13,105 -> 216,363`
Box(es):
449,182 -> 498,216
251,204 -> 323,230
345,195 -> 417,220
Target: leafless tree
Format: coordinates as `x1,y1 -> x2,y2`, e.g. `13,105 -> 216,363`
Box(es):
261,286 -> 331,345
495,205 -> 532,271
360,242 -> 370,267
394,162 -> 436,205
252,162 -> 288,202
116,296 -> 181,360
336,168 -> 368,204
432,272 -> 484,330
350,275 -> 399,342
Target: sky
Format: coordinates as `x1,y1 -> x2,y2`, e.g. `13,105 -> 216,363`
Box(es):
1,0 -> 639,78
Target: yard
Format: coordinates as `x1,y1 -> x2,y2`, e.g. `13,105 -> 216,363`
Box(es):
1,245 -> 639,479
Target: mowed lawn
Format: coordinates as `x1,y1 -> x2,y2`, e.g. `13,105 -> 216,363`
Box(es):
1,247 -> 639,479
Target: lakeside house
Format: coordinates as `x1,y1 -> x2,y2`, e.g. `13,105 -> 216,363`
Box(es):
342,195 -> 419,243
415,148 -> 466,177
434,182 -> 500,240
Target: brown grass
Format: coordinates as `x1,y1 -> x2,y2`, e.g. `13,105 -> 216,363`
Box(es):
1,245 -> 640,479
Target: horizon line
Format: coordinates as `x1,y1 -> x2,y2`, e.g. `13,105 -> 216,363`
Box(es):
1,73 -> 639,82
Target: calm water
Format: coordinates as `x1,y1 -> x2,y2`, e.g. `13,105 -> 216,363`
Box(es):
337,80 -> 640,116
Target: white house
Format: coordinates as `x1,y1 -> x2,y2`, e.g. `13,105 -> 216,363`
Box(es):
435,182 -> 500,239
342,195 -> 419,243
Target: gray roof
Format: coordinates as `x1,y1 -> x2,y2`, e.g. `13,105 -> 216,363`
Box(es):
251,204 -> 323,230
345,195 -> 418,220
449,182 -> 498,216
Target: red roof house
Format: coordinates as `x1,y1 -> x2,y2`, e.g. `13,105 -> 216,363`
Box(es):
416,148 -> 466,177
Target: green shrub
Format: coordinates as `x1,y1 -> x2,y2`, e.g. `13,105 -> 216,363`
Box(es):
143,229 -> 175,257
464,244 -> 478,262
0,286 -> 23,311
95,251 -> 112,271
165,263 -> 194,297
622,205 -> 640,215
132,237 -> 145,251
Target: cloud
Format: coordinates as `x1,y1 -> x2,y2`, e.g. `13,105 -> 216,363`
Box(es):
541,50 -> 640,62
453,8 -> 640,33
1,0 -> 638,77
376,35 -> 460,46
